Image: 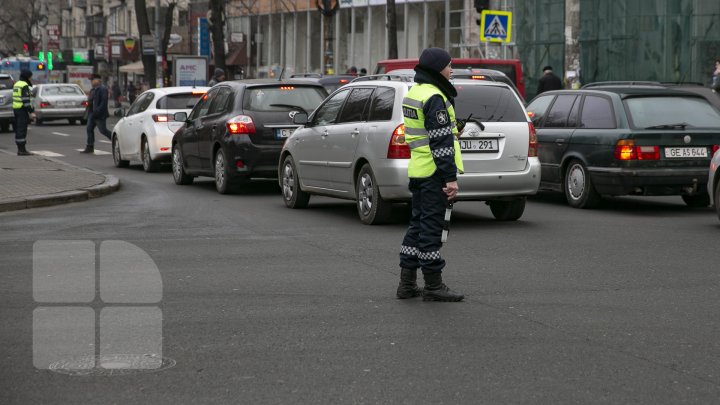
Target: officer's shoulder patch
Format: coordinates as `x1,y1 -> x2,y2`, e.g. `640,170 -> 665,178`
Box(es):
402,106 -> 418,119
436,110 -> 449,125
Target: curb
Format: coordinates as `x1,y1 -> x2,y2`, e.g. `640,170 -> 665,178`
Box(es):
0,152 -> 121,213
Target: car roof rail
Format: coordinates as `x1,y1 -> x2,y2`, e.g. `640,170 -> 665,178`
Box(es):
350,74 -> 414,83
290,73 -> 323,78
659,81 -> 706,87
581,81 -> 662,89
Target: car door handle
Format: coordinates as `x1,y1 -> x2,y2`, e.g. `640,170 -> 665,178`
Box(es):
212,124 -> 218,131
322,130 -> 329,137
351,129 -> 360,136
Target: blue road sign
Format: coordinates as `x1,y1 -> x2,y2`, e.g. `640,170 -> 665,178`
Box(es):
198,17 -> 210,57
480,10 -> 512,43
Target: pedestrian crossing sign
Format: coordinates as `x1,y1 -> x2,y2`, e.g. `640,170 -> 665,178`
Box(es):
480,10 -> 512,43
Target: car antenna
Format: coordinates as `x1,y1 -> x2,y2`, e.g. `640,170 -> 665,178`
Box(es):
278,67 -> 285,81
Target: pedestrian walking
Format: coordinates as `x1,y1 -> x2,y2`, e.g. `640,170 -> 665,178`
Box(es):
127,82 -> 136,104
12,69 -> 35,156
397,47 -> 465,302
207,68 -> 225,86
111,80 -> 122,107
536,65 -> 563,95
81,74 -> 112,154
711,59 -> 720,93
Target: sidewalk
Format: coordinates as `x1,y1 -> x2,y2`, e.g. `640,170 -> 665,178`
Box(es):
0,149 -> 120,213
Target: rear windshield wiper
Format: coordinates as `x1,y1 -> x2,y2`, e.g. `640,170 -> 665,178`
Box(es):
269,104 -> 308,114
644,122 -> 691,130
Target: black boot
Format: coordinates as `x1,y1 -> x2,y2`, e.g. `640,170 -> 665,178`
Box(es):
17,144 -> 32,156
422,272 -> 464,302
80,145 -> 94,154
396,268 -> 422,299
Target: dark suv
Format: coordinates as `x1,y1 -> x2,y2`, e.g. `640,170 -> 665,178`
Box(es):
526,83 -> 720,208
171,79 -> 327,194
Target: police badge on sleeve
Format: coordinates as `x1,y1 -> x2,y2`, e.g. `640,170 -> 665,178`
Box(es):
436,110 -> 449,125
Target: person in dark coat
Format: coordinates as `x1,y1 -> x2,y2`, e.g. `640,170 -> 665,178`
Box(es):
127,82 -> 137,104
207,68 -> 225,86
111,81 -> 122,107
81,74 -> 112,154
537,65 -> 563,94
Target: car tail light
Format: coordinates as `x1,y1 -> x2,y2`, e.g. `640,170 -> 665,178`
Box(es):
528,123 -> 538,157
387,124 -> 410,159
81,101 -> 88,107
39,101 -> 50,108
152,114 -> 173,122
614,140 -> 660,160
471,75 -> 487,80
712,145 -> 720,156
227,115 -> 256,135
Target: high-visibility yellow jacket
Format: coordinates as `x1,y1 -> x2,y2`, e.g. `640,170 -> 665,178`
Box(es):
402,83 -> 463,180
13,80 -> 33,111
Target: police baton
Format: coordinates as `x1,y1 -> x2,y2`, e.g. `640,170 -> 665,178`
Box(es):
441,198 -> 453,243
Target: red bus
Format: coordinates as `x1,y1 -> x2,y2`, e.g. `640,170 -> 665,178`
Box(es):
375,58 -> 525,98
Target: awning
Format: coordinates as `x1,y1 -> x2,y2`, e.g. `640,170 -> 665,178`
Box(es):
119,61 -> 145,74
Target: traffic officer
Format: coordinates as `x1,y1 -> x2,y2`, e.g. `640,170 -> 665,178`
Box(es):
13,69 -> 34,156
397,47 -> 465,302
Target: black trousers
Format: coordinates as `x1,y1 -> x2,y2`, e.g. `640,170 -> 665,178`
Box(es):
399,173 -> 447,273
14,109 -> 29,146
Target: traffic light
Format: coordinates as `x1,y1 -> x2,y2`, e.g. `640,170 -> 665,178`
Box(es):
474,0 -> 490,12
37,63 -> 45,70
48,52 -> 53,70
23,43 -> 29,54
38,51 -> 45,62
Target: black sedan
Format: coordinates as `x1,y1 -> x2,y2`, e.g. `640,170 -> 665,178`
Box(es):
526,84 -> 720,208
171,79 -> 327,194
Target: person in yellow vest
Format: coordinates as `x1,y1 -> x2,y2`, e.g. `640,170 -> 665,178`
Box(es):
397,48 -> 465,302
12,69 -> 35,156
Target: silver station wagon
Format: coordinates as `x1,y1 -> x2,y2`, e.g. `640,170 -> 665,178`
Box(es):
278,75 -> 541,224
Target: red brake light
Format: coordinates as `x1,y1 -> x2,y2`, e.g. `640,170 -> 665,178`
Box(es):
279,86 -> 295,90
152,114 -> 172,122
339,79 -> 349,84
81,101 -> 88,107
387,124 -> 410,159
614,140 -> 659,160
39,101 -> 50,108
712,145 -> 720,156
471,75 -> 486,80
528,123 -> 538,157
227,115 -> 256,135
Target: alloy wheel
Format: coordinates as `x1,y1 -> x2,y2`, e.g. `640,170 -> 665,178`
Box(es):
358,173 -> 374,216
282,162 -> 295,202
566,164 -> 586,201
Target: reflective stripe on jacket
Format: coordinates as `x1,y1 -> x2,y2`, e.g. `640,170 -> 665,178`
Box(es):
402,83 -> 463,179
12,81 -> 32,110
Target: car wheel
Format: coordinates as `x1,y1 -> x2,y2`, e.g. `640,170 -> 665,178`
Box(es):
112,135 -> 129,168
141,137 -> 160,173
681,193 -> 710,207
214,149 -> 235,194
564,159 -> 601,209
172,143 -> 193,185
489,198 -> 526,221
80,118 -> 87,125
356,164 -> 392,225
68,119 -> 76,125
0,122 -> 9,132
281,155 -> 310,208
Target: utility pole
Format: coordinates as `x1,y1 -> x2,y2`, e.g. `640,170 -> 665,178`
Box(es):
564,0 -> 581,89
155,0 -> 161,87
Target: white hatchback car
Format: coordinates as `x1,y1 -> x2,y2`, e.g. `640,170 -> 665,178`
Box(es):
279,75 -> 541,224
112,86 -> 209,172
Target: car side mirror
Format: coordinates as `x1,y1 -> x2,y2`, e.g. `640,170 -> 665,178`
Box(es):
174,112 -> 188,122
293,112 -> 308,125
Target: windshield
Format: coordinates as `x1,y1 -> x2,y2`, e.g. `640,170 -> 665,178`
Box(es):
156,93 -> 205,109
453,85 -> 527,122
42,85 -> 84,96
625,96 -> 720,128
243,86 -> 327,113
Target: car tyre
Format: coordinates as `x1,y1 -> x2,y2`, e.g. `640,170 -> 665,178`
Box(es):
356,164 -> 392,225
112,135 -> 130,168
172,143 -> 193,185
141,137 -> 160,173
489,198 -> 526,221
68,119 -> 76,125
214,149 -> 235,194
281,155 -> 310,208
564,159 -> 601,209
681,193 -> 710,208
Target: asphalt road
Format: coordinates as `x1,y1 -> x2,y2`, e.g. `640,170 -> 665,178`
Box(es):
1,120 -> 720,404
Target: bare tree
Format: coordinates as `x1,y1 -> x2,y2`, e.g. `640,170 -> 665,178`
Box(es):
209,0 -> 226,73
161,1 -> 177,86
134,0 -> 157,88
387,0 -> 398,59
0,0 -> 45,55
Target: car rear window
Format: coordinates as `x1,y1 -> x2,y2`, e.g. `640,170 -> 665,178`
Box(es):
0,78 -> 13,90
624,96 -> 720,128
243,85 -> 326,113
454,85 -> 527,122
156,93 -> 205,109
42,85 -> 84,95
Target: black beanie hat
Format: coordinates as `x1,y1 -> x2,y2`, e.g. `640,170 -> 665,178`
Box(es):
20,69 -> 32,81
418,48 -> 452,73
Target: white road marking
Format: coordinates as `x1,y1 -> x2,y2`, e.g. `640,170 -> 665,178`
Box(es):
31,150 -> 65,157
76,149 -> 112,155
51,132 -> 70,137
